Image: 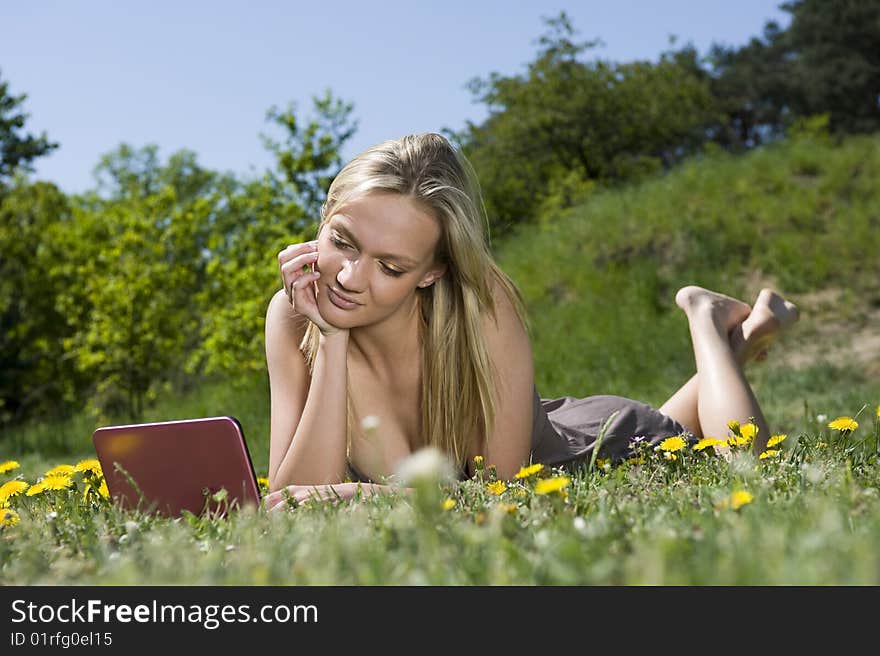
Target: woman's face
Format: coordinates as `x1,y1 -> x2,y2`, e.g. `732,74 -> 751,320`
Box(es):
314,192 -> 447,325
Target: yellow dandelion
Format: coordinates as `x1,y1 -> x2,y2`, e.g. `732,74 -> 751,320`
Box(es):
514,463 -> 544,479
534,476 -> 570,495
659,436 -> 687,452
766,434 -> 787,448
42,475 -> 73,491
486,480 -> 507,495
256,477 -> 269,489
0,460 -> 21,474
98,480 -> 109,499
441,497 -> 456,511
740,423 -> 758,442
759,449 -> 780,460
0,480 -> 29,505
828,417 -> 858,432
74,459 -> 102,475
1,508 -> 20,527
728,435 -> 751,447
730,490 -> 754,509
26,482 -> 46,496
43,464 -> 74,478
727,420 -> 741,436
473,455 -> 484,467
693,437 -> 724,451
876,404 -> 879,419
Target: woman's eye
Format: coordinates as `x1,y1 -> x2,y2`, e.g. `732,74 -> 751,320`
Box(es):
332,236 -> 404,277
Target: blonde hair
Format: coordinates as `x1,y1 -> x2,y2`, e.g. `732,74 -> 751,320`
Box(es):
299,133 -> 531,474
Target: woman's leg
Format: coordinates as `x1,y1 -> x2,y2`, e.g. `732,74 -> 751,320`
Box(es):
659,324 -> 755,439
658,374 -> 702,438
658,287 -> 798,453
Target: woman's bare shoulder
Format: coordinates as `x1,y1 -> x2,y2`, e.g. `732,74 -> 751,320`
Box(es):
482,275 -> 534,372
485,275 -> 529,337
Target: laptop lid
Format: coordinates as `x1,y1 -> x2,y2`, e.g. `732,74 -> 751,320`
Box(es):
92,416 -> 261,518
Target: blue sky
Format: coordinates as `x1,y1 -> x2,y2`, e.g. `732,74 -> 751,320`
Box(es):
1,1 -> 790,195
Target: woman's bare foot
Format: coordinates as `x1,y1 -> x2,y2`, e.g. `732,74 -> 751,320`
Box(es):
675,285 -> 752,334
730,288 -> 799,364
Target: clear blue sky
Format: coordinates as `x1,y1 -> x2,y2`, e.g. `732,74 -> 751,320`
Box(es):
1,0 -> 789,195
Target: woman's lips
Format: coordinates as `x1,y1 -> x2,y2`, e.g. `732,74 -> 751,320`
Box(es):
328,286 -> 360,310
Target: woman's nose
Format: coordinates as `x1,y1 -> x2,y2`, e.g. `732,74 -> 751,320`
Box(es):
336,256 -> 366,290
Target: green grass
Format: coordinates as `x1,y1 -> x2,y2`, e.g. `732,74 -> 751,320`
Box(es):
3,430 -> 880,584
2,132 -> 880,584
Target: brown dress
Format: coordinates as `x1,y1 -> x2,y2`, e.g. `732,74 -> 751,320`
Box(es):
529,384 -> 691,469
345,383 -> 690,484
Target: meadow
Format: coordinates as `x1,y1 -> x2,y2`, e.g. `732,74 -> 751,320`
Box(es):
2,132 -> 880,584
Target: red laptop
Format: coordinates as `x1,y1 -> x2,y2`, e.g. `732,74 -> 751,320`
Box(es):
92,416 -> 261,517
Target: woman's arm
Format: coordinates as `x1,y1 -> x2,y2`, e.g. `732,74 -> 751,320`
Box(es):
471,279 -> 537,481
266,289 -> 351,490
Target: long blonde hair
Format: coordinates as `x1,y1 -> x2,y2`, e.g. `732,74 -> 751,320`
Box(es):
299,133 -> 531,474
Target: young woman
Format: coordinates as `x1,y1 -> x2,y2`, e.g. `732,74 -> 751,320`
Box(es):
263,133 -> 798,511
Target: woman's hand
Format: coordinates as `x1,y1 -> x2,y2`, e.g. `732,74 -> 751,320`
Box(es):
277,239 -> 344,337
263,482 -> 370,511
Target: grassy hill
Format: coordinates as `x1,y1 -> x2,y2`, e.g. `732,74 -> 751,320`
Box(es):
501,131 -> 880,441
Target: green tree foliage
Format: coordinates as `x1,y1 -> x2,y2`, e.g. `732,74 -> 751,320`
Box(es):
450,12 -> 718,238
781,0 -> 880,134
709,0 -> 880,145
0,71 -> 65,424
92,144 -> 217,203
0,180 -> 77,424
261,89 -> 358,223
48,188 -> 204,422
706,21 -> 790,150
0,70 -> 58,187
184,175 -> 307,381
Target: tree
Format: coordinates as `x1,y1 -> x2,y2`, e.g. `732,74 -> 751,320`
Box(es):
706,21 -> 790,150
0,70 -> 58,187
260,88 -> 358,224
46,186 -> 207,423
92,144 -> 216,202
781,0 -> 880,134
0,179 -> 76,425
184,175 -> 306,380
450,11 -> 718,236
39,145 -> 220,422
708,0 -> 880,143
